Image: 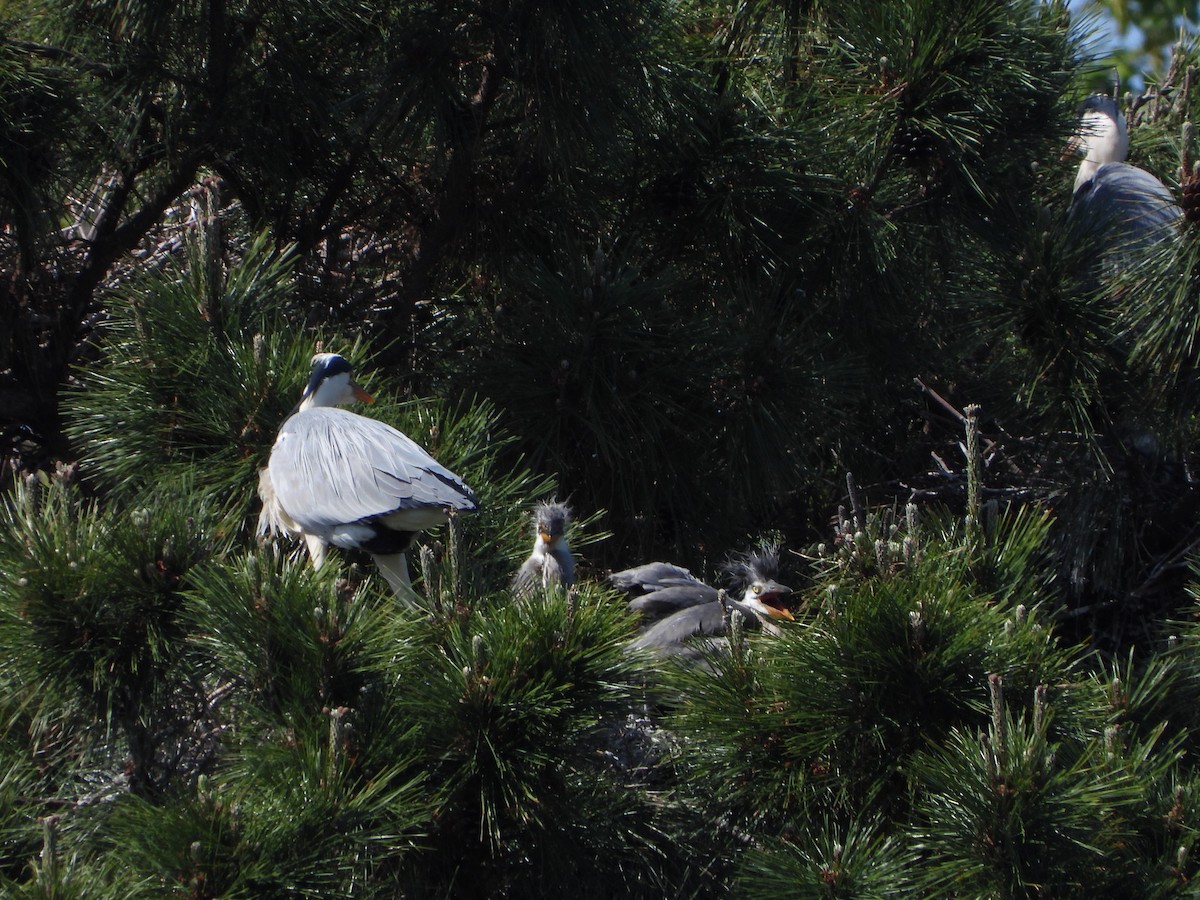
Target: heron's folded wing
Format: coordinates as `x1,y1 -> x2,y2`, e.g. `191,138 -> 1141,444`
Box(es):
270,408 -> 477,531
608,562 -> 705,594
1073,162 -> 1181,251
631,602 -> 725,652
628,584 -> 720,622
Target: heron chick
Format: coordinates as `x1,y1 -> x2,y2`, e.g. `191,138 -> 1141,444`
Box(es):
512,500 -> 575,596
258,353 -> 478,599
621,543 -> 794,658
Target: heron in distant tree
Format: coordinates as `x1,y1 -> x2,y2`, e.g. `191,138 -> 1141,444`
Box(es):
1066,93 -> 1185,466
512,500 -> 576,596
1068,93 -> 1180,255
611,544 -> 794,659
258,353 -> 478,598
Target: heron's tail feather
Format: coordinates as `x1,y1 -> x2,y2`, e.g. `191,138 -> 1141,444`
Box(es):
257,467 -> 301,537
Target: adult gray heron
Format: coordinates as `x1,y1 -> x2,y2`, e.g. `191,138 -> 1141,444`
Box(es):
258,352 -> 478,598
614,544 -> 794,659
1068,94 -> 1180,254
512,500 -> 576,596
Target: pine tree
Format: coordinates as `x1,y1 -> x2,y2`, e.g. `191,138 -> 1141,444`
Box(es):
8,0 -> 1200,895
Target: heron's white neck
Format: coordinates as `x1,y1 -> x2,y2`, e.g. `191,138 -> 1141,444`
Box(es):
1074,107 -> 1129,192
760,617 -> 784,637
533,531 -> 568,552
534,535 -> 575,583
731,596 -> 784,636
298,373 -> 353,411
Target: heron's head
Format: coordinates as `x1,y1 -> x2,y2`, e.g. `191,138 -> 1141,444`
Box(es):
533,500 -> 571,548
722,543 -> 794,622
734,577 -> 794,622
1069,94 -> 1129,173
299,353 -> 375,410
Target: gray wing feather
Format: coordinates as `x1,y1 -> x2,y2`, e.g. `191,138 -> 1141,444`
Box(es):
512,555 -> 544,595
550,547 -> 575,589
628,584 -> 720,621
608,562 -> 705,594
631,602 -> 726,651
270,408 -> 476,532
1072,162 -> 1180,252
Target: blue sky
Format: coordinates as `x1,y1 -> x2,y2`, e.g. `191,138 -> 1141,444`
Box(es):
1069,0 -> 1150,90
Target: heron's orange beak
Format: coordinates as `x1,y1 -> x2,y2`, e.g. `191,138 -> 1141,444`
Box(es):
539,530 -> 553,545
759,581 -> 794,621
352,381 -> 375,403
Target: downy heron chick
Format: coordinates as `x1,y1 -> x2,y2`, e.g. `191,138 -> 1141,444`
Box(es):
512,500 -> 576,596
623,544 -> 794,658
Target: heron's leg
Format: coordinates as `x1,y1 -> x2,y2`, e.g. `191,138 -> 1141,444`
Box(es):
304,534 -> 329,569
373,552 -> 420,604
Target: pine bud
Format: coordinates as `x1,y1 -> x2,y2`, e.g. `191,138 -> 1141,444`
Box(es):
1033,684 -> 1048,738
909,608 -> 926,646
1105,724 -> 1122,758
565,586 -> 579,623
988,674 -> 1005,749
729,605 -> 744,650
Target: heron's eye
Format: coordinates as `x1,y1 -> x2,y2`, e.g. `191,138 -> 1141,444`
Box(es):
752,585 -> 762,594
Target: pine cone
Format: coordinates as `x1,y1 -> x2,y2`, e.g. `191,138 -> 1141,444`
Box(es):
1182,178 -> 1200,224
892,125 -> 938,166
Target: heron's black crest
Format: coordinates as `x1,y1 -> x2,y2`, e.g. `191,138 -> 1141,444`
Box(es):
720,543 -> 782,588
534,500 -> 571,537
1078,93 -> 1117,116
312,352 -> 353,377
304,353 -> 353,397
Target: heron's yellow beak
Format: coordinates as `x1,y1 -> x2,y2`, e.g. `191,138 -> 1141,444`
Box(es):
352,381 -> 375,403
765,605 -> 794,621
539,530 -> 553,545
